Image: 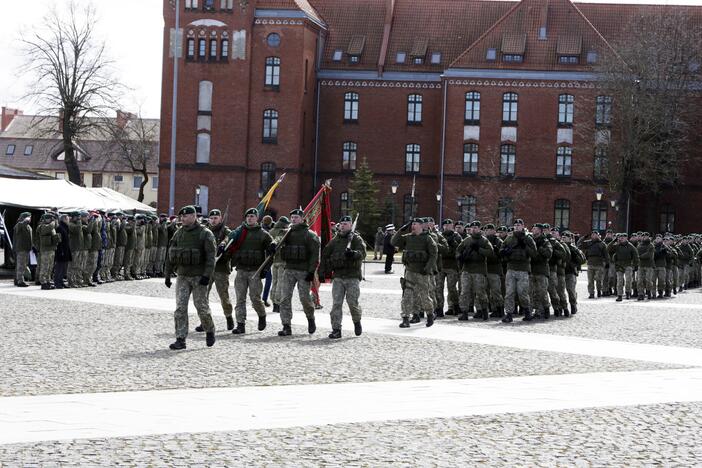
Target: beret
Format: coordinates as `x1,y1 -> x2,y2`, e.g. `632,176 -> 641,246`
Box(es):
289,208 -> 304,217
442,219 -> 454,225
209,209 -> 222,217
178,205 -> 197,215
513,218 -> 524,225
339,215 -> 352,223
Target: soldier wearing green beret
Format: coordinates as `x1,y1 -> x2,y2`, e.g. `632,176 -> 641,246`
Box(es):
436,219 -> 461,317
269,216 -> 290,313
36,214 -> 61,289
13,212 -> 33,287
456,220 -> 494,321
499,219 -> 537,323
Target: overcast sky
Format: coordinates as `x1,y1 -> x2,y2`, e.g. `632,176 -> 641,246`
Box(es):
1,0 -> 701,120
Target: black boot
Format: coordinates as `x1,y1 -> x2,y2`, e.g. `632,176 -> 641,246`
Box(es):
426,313 -> 434,327
195,325 -> 205,332
563,307 -> 570,317
418,311 -> 425,319
278,324 -> 292,336
571,303 -> 577,314
399,317 -> 410,328
481,309 -> 489,321
354,321 -> 362,336
272,304 -> 280,313
206,332 -> 216,347
589,293 -> 595,299
169,338 -> 186,350
258,315 -> 266,331
554,308 -> 562,317
328,329 -> 342,339
522,309 -> 533,321
490,308 -> 504,318
543,307 -> 550,320
625,293 -> 631,300
445,308 -> 456,316
410,314 -> 421,324
435,308 -> 445,318
616,295 -> 623,302
637,295 -> 645,301
226,316 -> 235,331
307,317 -> 316,334
232,323 -> 246,335
502,312 -> 513,323
458,310 -> 469,321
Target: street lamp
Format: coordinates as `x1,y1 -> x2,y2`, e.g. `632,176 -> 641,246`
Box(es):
257,188 -> 264,199
596,188 -> 604,201
391,180 -> 399,194
195,185 -> 201,207
435,191 -> 442,222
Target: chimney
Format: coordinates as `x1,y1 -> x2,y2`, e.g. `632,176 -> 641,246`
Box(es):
538,0 -> 550,41
1,107 -> 23,132
116,110 -> 135,128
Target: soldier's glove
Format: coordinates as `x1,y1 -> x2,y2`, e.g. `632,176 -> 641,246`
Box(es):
304,272 -> 315,282
345,248 -> 355,258
267,243 -> 277,255
216,243 -> 226,256
199,276 -> 210,286
164,276 -> 172,288
260,269 -> 268,279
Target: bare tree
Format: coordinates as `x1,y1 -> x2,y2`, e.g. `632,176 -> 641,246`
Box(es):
21,1 -> 123,185
589,11 -> 702,231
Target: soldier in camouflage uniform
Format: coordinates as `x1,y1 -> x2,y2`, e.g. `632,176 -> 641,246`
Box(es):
277,208 -> 321,336
664,236 -> 679,296
225,208 -> 272,335
652,234 -> 668,298
603,229 -> 616,296
268,216 -> 290,313
67,212 -> 84,287
164,205 -> 217,350
391,217 -> 437,328
611,233 -> 638,301
436,219 -> 462,317
123,216 -> 136,281
678,236 -> 694,290
320,215 -> 366,338
198,209 -> 234,331
36,214 -> 61,290
456,221 -> 493,321
13,212 -> 33,287
561,231 -> 585,315
424,218 -> 448,317
529,224 -> 553,319
80,212 -> 96,287
580,230 -> 609,298
500,219 -> 537,323
134,215 -> 146,279
112,213 -> 127,280
548,228 -> 570,316
636,232 -> 655,300
156,214 -> 169,276
484,224 -> 504,318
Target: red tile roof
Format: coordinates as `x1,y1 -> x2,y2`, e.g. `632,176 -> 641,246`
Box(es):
256,0 -> 325,25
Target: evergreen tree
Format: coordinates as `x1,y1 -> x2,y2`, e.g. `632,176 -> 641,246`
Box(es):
348,158 -> 381,243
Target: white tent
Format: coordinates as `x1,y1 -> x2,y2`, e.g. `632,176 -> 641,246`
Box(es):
0,177 -> 156,214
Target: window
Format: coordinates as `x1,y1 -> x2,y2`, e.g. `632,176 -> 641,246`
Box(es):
198,39 -> 206,58
458,196 -> 477,223
209,39 -> 217,58
262,109 -> 278,143
500,144 -> 516,176
413,56 -> 424,65
558,94 -> 574,127
430,52 -> 441,64
5,144 -> 15,156
405,144 -> 420,173
591,201 -> 607,231
464,91 -> 480,124
595,96 -> 612,127
396,52 -> 406,63
407,94 -> 422,124
332,49 -> 343,61
113,175 -> 123,183
502,92 -> 518,125
342,142 -> 357,170
267,33 -> 281,48
133,175 -> 143,189
486,48 -> 497,61
187,38 -> 195,58
185,0 -> 198,8
221,39 -> 229,59
463,143 -> 478,175
594,147 -> 608,180
587,51 -> 598,64
92,173 -> 102,188
539,27 -> 547,40
265,57 -> 281,88
261,162 -> 276,192
660,204 -> 675,233
340,192 -> 352,217
152,176 -> 159,190
196,133 -> 211,163
503,54 -> 523,63
403,194 -> 418,222
198,81 -> 213,113
497,198 -> 514,226
55,172 -> 65,180
558,55 -> 579,64
344,92 -> 359,122
23,145 -> 33,156
554,199 -> 570,229
556,146 -> 572,177
203,0 -> 215,11
349,55 -> 360,64
220,0 -> 233,9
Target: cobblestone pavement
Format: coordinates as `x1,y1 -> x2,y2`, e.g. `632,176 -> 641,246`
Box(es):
2,402 -> 701,466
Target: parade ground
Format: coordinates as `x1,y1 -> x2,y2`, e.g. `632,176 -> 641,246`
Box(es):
2,262 -> 702,466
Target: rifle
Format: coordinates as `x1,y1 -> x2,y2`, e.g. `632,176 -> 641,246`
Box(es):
346,213 -> 360,250
253,225 -> 293,278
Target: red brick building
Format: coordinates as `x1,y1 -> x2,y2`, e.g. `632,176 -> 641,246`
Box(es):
158,0 -> 702,234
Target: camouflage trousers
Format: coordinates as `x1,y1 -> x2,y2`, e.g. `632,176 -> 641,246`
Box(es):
459,272 -> 488,312
606,264 -> 616,291
174,275 -> 214,339
548,271 -> 568,310
111,246 -> 125,277
208,271 -> 233,317
436,268 -> 459,311
280,268 -> 315,325
637,267 -> 653,295
233,269 -> 265,323
401,270 -> 433,318
100,248 -> 114,280
270,262 -> 285,305
123,249 -> 134,279
429,274 -> 437,310
666,267 -> 678,291
654,267 -> 667,293
148,247 -> 157,274
330,277 -> 362,330
133,249 -> 144,276
68,250 -> 84,285
155,246 -> 167,274
487,273 -> 504,310
530,274 -> 551,312
15,250 -> 29,283
587,265 -> 605,295
83,251 -> 98,283
505,270 -> 531,313
39,251 -> 55,284
616,267 -> 634,296
565,273 -> 578,306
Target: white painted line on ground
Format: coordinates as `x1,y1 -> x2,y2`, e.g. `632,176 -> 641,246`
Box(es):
2,286 -> 702,367
1,368 -> 701,444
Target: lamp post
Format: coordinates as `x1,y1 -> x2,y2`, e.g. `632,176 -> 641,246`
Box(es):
435,191 -> 442,222
195,185 -> 201,207
596,188 -> 604,201
168,0 -> 181,216
390,180 -> 399,226
457,197 -> 463,223
257,188 -> 264,199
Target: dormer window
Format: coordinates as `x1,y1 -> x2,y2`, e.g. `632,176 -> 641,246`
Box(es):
559,55 -> 579,64
332,49 -> 343,62
557,36 -> 582,65
587,51 -> 598,64
349,55 -> 360,64
396,52 -> 406,64
503,54 -> 523,63
347,35 -> 366,64
430,52 -> 441,64
410,38 -> 428,65
413,57 -> 423,65
486,48 -> 497,61
501,33 -> 526,63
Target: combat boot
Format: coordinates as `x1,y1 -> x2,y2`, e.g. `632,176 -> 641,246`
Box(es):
588,293 -> 595,299
502,313 -> 513,323
206,332 -> 215,347
435,308 -> 445,318
273,303 -> 280,313
426,313 -> 435,327
445,308 -> 456,316
664,289 -> 671,297
226,316 -> 235,330
169,338 -> 186,350
399,317 -> 410,328
480,309 -> 489,321
195,325 -> 205,332
571,303 -> 577,314
489,308 -> 504,319
278,324 -> 292,336
554,308 -> 562,317
328,329 -> 342,339
597,290 -> 602,298
625,293 -> 631,300
637,295 -> 645,301
458,310 -> 470,321
232,323 -> 246,335
522,309 -> 533,321
307,317 -> 316,334
418,311 -> 425,319
409,314 -> 421,324
563,307 -> 570,317
616,295 -> 623,302
354,321 -> 362,336
543,307 -> 550,320
258,315 -> 267,331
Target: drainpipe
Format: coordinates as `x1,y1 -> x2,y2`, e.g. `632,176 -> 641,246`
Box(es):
438,77 -> 448,224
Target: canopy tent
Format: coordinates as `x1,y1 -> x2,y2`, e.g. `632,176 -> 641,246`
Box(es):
0,177 -> 156,214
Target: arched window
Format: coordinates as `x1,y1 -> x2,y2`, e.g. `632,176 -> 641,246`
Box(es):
556,146 -> 572,177
407,94 -> 422,124
340,192 -> 352,216
265,57 -> 280,88
500,144 -> 516,176
209,39 -> 217,58
591,201 -> 607,231
458,195 -> 477,222
198,81 -> 213,113
554,199 -> 570,229
463,143 -> 478,175
498,197 -> 514,226
220,39 -> 229,59
344,92 -> 359,122
262,109 -> 278,143
405,144 -> 420,173
198,38 -> 206,58
502,92 -> 518,124
342,142 -> 357,170
558,94 -> 574,127
186,38 -> 195,59
464,91 -> 480,124
261,162 -> 276,192
403,193 -> 418,222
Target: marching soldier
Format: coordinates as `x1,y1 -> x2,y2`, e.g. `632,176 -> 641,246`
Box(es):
425,218 -> 448,316
67,212 -> 84,287
200,209 -> 234,331
548,228 -> 570,316
13,212 -> 32,287
652,234 -> 668,298
500,219 -> 537,322
561,231 -> 585,314
124,216 -> 136,281
277,208 -> 320,336
636,232 -> 655,300
269,216 -> 291,312
581,230 -> 609,299
391,217 -> 437,328
611,233 -> 638,301
484,224 -> 504,318
320,215 -> 366,338
456,221 -> 493,321
436,219 -> 461,317
112,213 -> 127,281
36,214 -> 60,290
382,224 -> 396,274
164,205 -> 217,350
530,224 -> 553,319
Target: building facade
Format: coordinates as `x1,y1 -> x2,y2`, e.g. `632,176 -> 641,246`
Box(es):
159,0 -> 702,233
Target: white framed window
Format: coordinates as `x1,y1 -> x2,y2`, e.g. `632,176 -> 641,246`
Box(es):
500,144 -> 516,176
221,39 -> 229,59
24,145 -> 33,156
458,196 -> 477,223
152,176 -> 159,190
465,91 -> 480,124
596,96 -> 612,126
198,39 -> 206,58
133,175 -> 143,189
498,198 -> 514,226
262,109 -> 278,143
209,39 -> 217,58
343,92 -> 359,122
502,92 -> 518,124
405,144 -> 420,173
5,144 -> 15,156
342,142 -> 357,170
558,94 -> 574,127
114,175 -> 123,183
407,94 -> 422,124
332,49 -> 343,61
554,199 -> 570,229
591,201 -> 607,231
463,143 -> 478,175
556,146 -> 572,177
187,38 -> 195,58
265,57 -> 281,88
